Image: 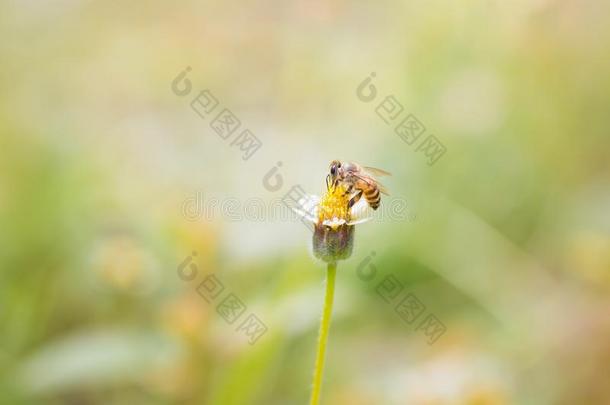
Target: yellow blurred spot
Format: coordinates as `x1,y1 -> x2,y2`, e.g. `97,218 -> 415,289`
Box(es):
567,231 -> 610,289
92,236 -> 146,290
161,293 -> 209,341
466,387 -> 508,405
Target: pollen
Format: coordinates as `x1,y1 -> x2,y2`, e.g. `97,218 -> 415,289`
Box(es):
318,183 -> 351,227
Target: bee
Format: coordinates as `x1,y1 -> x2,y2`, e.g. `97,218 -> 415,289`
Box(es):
326,160 -> 390,210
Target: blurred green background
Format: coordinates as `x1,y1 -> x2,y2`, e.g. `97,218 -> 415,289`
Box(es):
1,0 -> 610,404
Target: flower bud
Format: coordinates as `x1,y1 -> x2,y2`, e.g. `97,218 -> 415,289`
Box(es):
312,223 -> 354,263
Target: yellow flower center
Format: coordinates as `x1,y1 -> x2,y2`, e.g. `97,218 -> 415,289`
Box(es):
318,183 -> 351,225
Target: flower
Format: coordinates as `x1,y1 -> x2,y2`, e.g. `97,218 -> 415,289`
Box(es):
294,165 -> 386,405
293,180 -> 373,263
312,223 -> 354,263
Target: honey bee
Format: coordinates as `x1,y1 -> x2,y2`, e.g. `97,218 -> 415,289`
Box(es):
327,160 -> 390,210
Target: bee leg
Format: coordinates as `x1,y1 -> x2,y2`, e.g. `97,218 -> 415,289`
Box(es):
343,183 -> 353,196
348,189 -> 363,209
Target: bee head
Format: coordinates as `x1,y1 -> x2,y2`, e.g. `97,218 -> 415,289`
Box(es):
329,160 -> 342,178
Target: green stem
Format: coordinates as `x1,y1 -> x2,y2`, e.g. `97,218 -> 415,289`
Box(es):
310,262 -> 337,405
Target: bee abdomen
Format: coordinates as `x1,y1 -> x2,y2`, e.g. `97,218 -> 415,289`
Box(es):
364,187 -> 381,210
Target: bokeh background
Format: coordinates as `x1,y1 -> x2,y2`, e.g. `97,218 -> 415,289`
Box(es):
1,0 -> 610,404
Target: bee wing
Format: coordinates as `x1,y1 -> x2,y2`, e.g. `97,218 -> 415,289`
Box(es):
377,181 -> 390,196
363,166 -> 391,177
350,173 -> 390,196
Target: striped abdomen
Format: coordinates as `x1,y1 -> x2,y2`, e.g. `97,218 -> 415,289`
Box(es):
362,184 -> 381,210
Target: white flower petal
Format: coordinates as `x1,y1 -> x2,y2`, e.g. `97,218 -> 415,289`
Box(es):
292,209 -> 317,223
346,217 -> 373,226
288,191 -> 377,228
289,194 -> 320,223
298,194 -> 320,213
349,197 -> 373,223
322,217 -> 347,230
